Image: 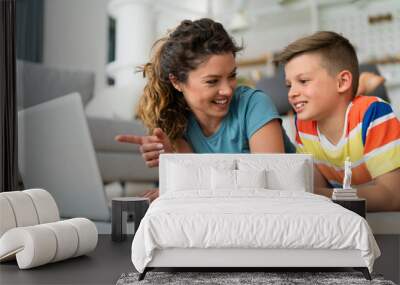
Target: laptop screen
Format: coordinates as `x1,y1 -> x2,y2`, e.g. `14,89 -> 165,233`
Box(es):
18,93 -> 110,221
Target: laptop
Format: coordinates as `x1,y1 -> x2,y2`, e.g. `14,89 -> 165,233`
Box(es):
18,93 -> 110,221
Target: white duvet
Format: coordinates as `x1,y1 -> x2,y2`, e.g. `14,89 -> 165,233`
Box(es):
131,190 -> 380,273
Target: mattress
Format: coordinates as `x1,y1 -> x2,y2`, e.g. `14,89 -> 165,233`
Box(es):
131,190 -> 380,273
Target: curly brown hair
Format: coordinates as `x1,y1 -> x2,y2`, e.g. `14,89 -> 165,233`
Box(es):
136,18 -> 242,141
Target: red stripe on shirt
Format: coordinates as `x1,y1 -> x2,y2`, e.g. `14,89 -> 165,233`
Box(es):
364,117 -> 400,154
347,96 -> 379,133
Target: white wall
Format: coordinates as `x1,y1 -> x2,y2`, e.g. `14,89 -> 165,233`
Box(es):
43,0 -> 109,93
232,7 -> 312,59
41,0 -> 309,95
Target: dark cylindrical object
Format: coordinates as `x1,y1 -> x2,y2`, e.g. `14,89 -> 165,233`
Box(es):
112,197 -> 149,242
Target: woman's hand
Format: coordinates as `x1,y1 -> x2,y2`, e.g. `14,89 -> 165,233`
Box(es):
140,189 -> 160,203
115,128 -> 174,168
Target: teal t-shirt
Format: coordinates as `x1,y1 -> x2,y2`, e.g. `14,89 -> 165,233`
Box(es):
184,86 -> 295,153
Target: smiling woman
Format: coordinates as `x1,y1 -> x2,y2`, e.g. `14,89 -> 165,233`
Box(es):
169,53 -> 237,137
115,18 -> 295,201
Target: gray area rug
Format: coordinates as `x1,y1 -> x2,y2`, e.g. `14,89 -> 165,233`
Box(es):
116,271 -> 396,285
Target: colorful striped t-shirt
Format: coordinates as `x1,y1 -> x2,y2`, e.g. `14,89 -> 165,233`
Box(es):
295,95 -> 400,188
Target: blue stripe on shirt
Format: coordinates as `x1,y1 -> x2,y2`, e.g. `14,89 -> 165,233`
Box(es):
362,101 -> 393,145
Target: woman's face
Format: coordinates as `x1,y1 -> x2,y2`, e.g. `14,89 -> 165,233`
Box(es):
173,53 -> 237,126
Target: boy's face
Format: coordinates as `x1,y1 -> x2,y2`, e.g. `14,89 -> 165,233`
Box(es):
284,53 -> 340,121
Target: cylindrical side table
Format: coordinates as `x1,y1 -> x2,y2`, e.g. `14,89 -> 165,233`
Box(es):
112,197 -> 149,242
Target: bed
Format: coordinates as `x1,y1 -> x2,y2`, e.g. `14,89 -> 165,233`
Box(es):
131,154 -> 380,280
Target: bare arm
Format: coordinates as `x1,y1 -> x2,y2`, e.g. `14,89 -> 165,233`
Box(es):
314,167 -> 400,212
357,72 -> 385,96
175,138 -> 193,153
356,169 -> 400,212
313,165 -> 330,189
312,165 -> 335,197
249,119 -> 285,153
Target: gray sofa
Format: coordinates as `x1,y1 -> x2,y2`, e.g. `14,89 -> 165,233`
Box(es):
16,60 -> 157,184
16,60 -> 157,234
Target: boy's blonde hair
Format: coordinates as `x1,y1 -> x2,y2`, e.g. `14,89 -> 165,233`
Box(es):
276,31 -> 359,96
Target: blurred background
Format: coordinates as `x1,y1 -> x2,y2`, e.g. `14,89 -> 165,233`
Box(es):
17,0 -> 400,114
15,0 -> 400,225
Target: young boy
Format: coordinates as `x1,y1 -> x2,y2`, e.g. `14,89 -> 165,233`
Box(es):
276,31 -> 400,212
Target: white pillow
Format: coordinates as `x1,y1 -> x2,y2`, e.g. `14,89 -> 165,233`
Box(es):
211,168 -> 236,190
238,159 -> 307,191
166,159 -> 236,192
236,169 -> 267,189
266,165 -> 306,191
211,169 -> 267,190
167,162 -> 211,191
85,80 -> 145,121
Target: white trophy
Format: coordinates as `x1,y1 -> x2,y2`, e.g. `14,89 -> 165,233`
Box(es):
332,157 -> 358,200
343,157 -> 352,190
